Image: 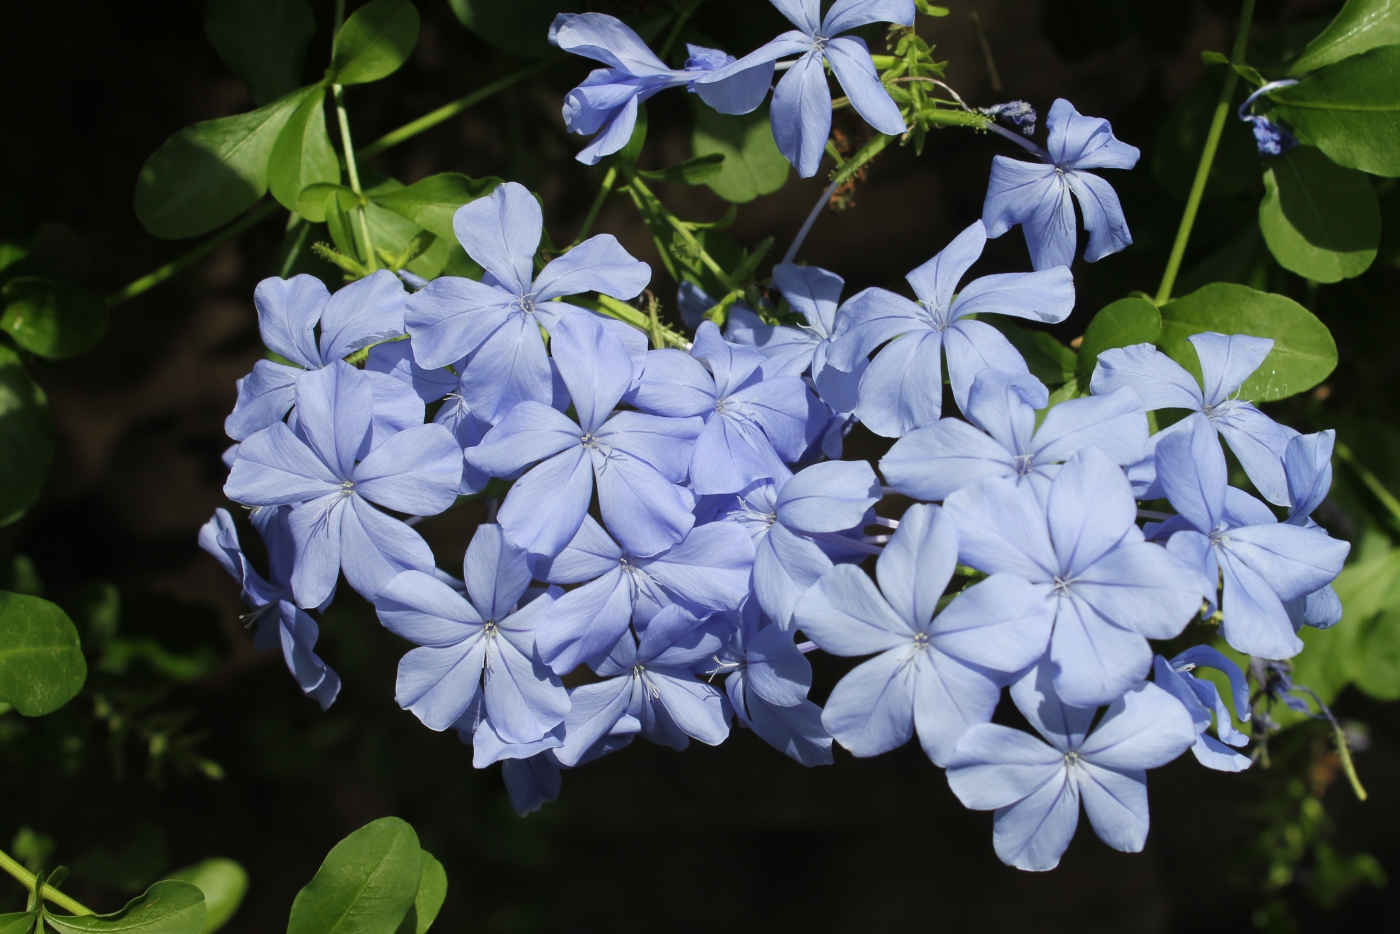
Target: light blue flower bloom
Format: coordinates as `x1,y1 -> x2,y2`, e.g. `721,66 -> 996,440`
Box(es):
1152,647 -> 1252,772
1091,332 -> 1300,506
881,369 -> 1146,501
1155,417 -> 1349,660
199,507 -> 340,709
467,313 -> 703,559
1282,431 -> 1343,629
501,752 -> 564,816
226,270 -> 408,440
223,361 -> 463,608
794,504 -> 1054,764
946,663 -> 1197,871
404,182 -> 651,423
694,0 -> 914,177
375,524 -> 570,744
528,515 -> 755,675
826,220 -> 1074,437
982,99 -> 1141,270
944,447 -> 1205,707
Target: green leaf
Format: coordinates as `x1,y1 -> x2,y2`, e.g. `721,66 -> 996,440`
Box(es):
0,911 -> 37,934
163,860 -> 247,934
371,174 -> 502,240
1288,0 -> 1400,75
0,592 -> 86,717
1,278 -> 108,360
331,0 -> 420,86
296,183 -> 358,223
286,817 -> 422,934
1354,604 -> 1400,699
391,852 -> 445,934
269,90 -> 339,211
42,881 -> 206,934
134,85 -> 317,239
691,102 -> 790,204
637,154 -> 727,185
1270,45 -> 1400,178
445,0 -> 570,59
0,345 -> 54,527
1258,145 -> 1380,282
205,0 -> 316,105
1157,283 -> 1337,402
1075,297 -> 1161,381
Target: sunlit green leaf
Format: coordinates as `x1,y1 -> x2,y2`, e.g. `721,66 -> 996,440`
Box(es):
331,0 -> 420,86
164,860 -> 248,934
1259,145 -> 1379,282
1157,283 -> 1337,402
1270,45 -> 1400,177
286,817 -> 422,934
1287,0 -> 1400,75
371,173 -> 502,240
205,0 -> 316,105
269,90 -> 340,211
0,592 -> 86,717
1076,296 -> 1161,381
0,911 -> 37,934
391,852 -> 445,934
691,102 -> 789,204
42,881 -> 206,934
0,345 -> 53,527
1,277 -> 108,360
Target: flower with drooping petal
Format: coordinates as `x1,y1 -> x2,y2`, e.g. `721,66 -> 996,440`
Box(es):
1282,430 -> 1343,629
403,182 -> 651,422
1152,646 -> 1252,772
226,270 -> 408,440
944,447 -> 1205,707
554,606 -> 731,766
882,369 -> 1146,502
694,0 -> 915,176
199,507 -> 340,709
528,515 -> 755,675
826,220 -> 1075,437
467,313 -> 703,559
946,663 -> 1196,872
982,99 -> 1141,270
1091,332 -> 1299,505
375,524 -> 570,744
1155,417 -> 1349,660
794,504 -> 1054,764
223,360 -> 463,607
629,321 -> 816,495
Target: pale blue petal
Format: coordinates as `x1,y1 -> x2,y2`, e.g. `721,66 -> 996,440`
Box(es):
318,269 -> 406,363
754,522 -> 833,628
905,220 -> 985,309
771,51 -> 831,178
1073,543 -> 1204,640
254,274 -> 325,368
943,477 -> 1057,582
1065,171 -> 1132,263
596,411 -> 703,483
593,446 -> 695,557
1078,681 -> 1197,769
823,0 -> 915,34
689,414 -> 779,495
692,59 -> 778,115
402,276 -> 518,370
363,369 -> 425,451
1089,343 -> 1203,410
1049,593 -> 1152,708
1188,332 -> 1274,405
555,678 -> 633,767
1191,732 -> 1253,771
913,650 -> 1004,766
745,622 -> 813,707
457,312 -> 553,424
1010,661 -> 1097,752
648,672 -> 730,745
341,496 -> 435,600
534,236 -> 651,303
794,564 -> 913,655
1214,404 -> 1297,507
224,423 -> 341,506
641,521 -> 754,611
286,496 -> 347,607
773,262 -> 844,335
550,12 -> 671,75
466,401 -> 581,477
1171,644 -> 1251,724
1046,99 -> 1140,169
536,568 -> 631,675
824,36 -> 905,135
1219,553 -> 1303,658
825,286 -> 924,370
855,330 -> 946,436
1077,762 -> 1149,851
1285,431 -> 1335,519
1227,523 -> 1349,602
877,503 -> 956,629
226,360 -> 301,441
549,312 -> 633,433
964,369 -> 1046,451
483,634 -> 570,744
629,348 -> 716,417
1155,415 -> 1226,533
933,573 -> 1055,673
366,339 -> 458,403
991,773 -> 1080,871
376,569 -> 483,646
1045,447 -> 1136,576
880,419 -> 1016,501
821,648 -> 916,756
352,423 -> 461,515
1034,388 -> 1147,466
691,320 -> 765,397
396,639 -> 487,730
496,446 -> 595,558
464,523 -> 533,621
950,267 -> 1076,326
452,182 -> 539,295
296,361 -> 372,479
981,156 -> 1075,271
746,694 -> 834,765
945,723 -> 1063,808
775,459 -> 880,533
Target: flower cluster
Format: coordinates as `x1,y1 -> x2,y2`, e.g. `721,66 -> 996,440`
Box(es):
203,6 -> 1351,873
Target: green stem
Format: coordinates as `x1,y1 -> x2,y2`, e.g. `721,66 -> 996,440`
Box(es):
104,201 -> 281,308
1334,440 -> 1400,531
1155,0 -> 1256,304
571,165 -> 618,247
628,175 -> 740,293
357,58 -> 559,160
0,849 -> 93,916
332,83 -> 377,271
658,0 -> 703,59
1333,720 -> 1369,801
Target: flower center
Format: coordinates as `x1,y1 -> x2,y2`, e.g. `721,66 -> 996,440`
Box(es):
912,632 -> 931,650
1013,454 -> 1035,477
1051,575 -> 1075,595
918,300 -> 952,331
518,293 -> 537,315
339,479 -> 355,497
1063,750 -> 1080,766
1208,527 -> 1229,548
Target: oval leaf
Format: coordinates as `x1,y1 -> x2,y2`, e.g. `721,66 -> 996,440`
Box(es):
205,0 -> 317,105
1287,0 -> 1400,76
1157,282 -> 1337,402
445,0 -> 570,59
371,174 -> 502,240
1259,145 -> 1380,282
691,102 -> 790,204
1271,44 -> 1400,177
269,91 -> 340,211
135,85 -> 317,239
42,881 -> 206,934
331,0 -> 421,86
164,860 -> 248,934
1076,296 -> 1161,380
287,817 -> 422,934
0,345 -> 54,527
0,591 -> 86,717
1,277 -> 109,360
391,852 -> 446,934
0,911 -> 37,934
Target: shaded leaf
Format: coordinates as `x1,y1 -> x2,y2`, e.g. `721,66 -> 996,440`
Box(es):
1,277 -> 108,360
1157,283 -> 1337,402
0,913 -> 37,934
42,881 -> 206,934
371,174 -> 502,240
331,0 -> 420,86
1259,145 -> 1379,282
691,102 -> 789,204
1270,45 -> 1400,177
0,592 -> 86,718
1288,0 -> 1400,75
445,0 -> 571,59
1076,296 -> 1161,381
286,817 -> 421,934
637,153 -> 726,185
205,0 -> 317,105
164,860 -> 247,934
1152,69 -> 1260,201
0,345 -> 53,527
269,90 -> 340,211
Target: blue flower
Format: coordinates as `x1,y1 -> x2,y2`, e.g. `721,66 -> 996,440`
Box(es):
226,270 -> 408,440
527,515 -> 755,675
1282,431 -> 1343,629
501,752 -> 564,816
1152,646 -> 1252,772
1091,332 -> 1300,506
223,360 -> 463,607
550,13 -> 759,165
403,182 -> 651,423
694,0 -> 914,177
467,313 -> 703,559
945,663 -> 1197,871
554,606 -> 732,766
794,504 -> 1053,764
982,99 -> 1141,270
826,220 -> 1075,437
1154,417 -> 1349,661
944,447 -> 1205,707
374,524 -> 571,744
881,369 -> 1147,501
199,507 -> 341,709
629,321 -> 816,495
